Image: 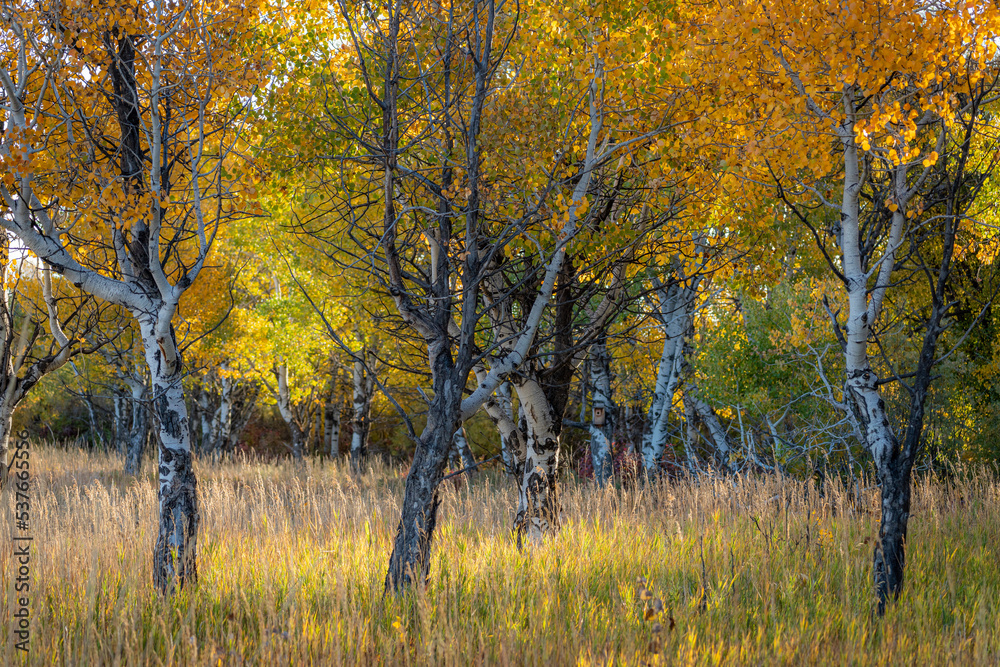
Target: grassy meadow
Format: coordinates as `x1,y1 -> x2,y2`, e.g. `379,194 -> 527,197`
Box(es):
1,446 -> 998,665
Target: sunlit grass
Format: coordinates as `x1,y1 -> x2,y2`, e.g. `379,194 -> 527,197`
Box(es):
1,447 -> 998,664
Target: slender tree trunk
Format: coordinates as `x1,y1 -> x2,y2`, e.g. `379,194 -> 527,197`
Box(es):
197,387 -> 212,453
835,104 -> 911,614
450,426 -> 476,470
687,392 -> 733,471
385,343 -> 459,590
289,422 -> 305,459
209,373 -> 233,455
0,399 -> 15,488
350,351 -> 375,470
325,395 -> 340,457
224,383 -> 258,453
138,316 -> 198,593
589,338 -> 615,486
641,281 -> 688,471
682,392 -> 700,468
79,384 -> 100,449
113,392 -> 127,455
275,363 -> 304,459
124,374 -> 148,475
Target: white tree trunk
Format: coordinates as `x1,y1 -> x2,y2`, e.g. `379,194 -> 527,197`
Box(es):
124,373 -> 148,475
197,387 -> 212,452
350,351 -> 376,469
137,315 -> 198,592
209,373 -> 233,454
472,367 -> 525,481
512,376 -> 560,547
0,397 -> 15,488
450,427 -> 476,471
274,363 -> 305,459
113,393 -> 127,455
641,280 -> 689,471
834,100 -> 908,611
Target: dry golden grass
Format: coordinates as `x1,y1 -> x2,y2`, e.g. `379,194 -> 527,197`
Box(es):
1,446 -> 998,665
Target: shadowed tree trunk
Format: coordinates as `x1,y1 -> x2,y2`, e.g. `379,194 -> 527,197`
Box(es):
325,393 -> 341,457
384,342 -> 461,589
686,390 -> 734,471
350,350 -> 377,470
588,338 -> 615,486
123,370 -> 149,475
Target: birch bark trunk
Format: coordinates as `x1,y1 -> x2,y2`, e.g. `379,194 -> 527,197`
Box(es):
275,363 -> 305,459
831,91 -> 910,613
588,338 -> 615,486
124,373 -> 148,475
0,400 -> 14,488
512,376 -> 561,547
350,351 -> 376,470
640,280 -> 689,471
325,395 -> 340,458
197,387 -> 212,453
209,374 -> 233,455
113,393 -> 127,455
450,427 -> 476,471
137,315 -> 198,593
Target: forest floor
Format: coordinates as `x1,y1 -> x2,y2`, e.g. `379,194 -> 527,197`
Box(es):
1,447 -> 998,665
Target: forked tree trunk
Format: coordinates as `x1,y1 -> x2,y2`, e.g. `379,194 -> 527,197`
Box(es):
833,102 -> 915,614
475,371 -> 525,482
138,316 -> 198,593
588,339 -> 615,486
641,280 -> 689,472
